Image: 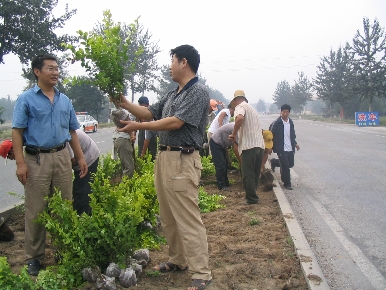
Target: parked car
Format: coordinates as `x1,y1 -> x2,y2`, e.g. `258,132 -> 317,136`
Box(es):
76,112 -> 98,132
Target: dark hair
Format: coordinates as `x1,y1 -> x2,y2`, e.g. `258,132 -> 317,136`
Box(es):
281,104 -> 291,112
227,104 -> 234,109
31,54 -> 58,80
170,45 -> 200,74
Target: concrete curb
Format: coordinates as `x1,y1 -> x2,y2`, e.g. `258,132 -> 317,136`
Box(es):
271,175 -> 330,289
0,201 -> 24,220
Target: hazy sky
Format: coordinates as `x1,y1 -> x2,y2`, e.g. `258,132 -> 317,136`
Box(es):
1,0 -> 385,105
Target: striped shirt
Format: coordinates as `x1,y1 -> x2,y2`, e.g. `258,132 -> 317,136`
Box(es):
234,101 -> 265,155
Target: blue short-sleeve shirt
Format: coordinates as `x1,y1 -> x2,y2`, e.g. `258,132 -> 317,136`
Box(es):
12,85 -> 79,148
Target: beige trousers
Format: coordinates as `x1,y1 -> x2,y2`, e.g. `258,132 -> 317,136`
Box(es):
24,149 -> 73,263
154,150 -> 212,280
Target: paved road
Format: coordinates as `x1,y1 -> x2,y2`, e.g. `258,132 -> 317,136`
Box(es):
259,115 -> 386,290
0,127 -> 116,210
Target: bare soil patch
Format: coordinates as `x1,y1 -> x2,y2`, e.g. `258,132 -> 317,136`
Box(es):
0,171 -> 308,289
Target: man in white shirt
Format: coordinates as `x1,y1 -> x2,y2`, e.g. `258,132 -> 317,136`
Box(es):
207,105 -> 234,155
229,90 -> 265,204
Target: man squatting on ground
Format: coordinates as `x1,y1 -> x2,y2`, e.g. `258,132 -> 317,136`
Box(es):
270,104 -> 300,190
229,90 -> 265,205
12,54 -> 88,276
112,45 -> 212,290
209,122 -> 240,191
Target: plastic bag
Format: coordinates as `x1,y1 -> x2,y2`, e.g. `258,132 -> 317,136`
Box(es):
119,267 -> 137,288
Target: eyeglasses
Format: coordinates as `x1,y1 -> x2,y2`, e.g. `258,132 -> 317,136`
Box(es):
43,67 -> 60,73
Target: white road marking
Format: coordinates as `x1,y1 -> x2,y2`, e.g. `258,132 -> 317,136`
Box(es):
307,195 -> 386,290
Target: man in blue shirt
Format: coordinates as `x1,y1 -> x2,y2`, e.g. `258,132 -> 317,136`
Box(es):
12,54 -> 88,276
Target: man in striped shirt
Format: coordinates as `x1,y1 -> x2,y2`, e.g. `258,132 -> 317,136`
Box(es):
229,90 -> 265,204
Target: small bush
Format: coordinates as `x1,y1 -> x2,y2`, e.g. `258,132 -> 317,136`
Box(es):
201,155 -> 215,178
198,187 -> 226,213
0,257 -> 35,289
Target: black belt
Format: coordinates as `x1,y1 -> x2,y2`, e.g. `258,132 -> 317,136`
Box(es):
25,144 -> 66,155
158,145 -> 198,154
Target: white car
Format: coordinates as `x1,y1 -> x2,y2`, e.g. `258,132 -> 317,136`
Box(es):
76,112 -> 98,132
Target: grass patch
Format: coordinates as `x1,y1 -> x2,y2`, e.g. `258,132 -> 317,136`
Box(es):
380,116 -> 386,126
286,236 -> 294,246
249,218 -> 260,226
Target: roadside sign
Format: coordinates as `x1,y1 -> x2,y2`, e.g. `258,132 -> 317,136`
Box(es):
355,112 -> 379,126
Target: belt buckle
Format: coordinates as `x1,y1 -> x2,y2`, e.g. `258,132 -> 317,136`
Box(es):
166,146 -> 171,151
50,148 -> 57,153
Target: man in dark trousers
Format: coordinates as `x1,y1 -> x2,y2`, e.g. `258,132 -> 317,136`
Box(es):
137,96 -> 157,160
270,104 -> 300,190
112,45 -> 212,290
209,122 -> 240,191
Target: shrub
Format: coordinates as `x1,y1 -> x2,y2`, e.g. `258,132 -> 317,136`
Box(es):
0,257 -> 35,289
201,155 -> 215,178
198,187 -> 226,213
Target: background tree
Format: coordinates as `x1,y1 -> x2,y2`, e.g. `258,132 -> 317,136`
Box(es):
269,103 -> 278,113
256,99 -> 266,112
121,21 -> 160,102
156,64 -> 176,98
198,75 -> 228,105
0,95 -> 16,121
0,0 -> 77,64
66,76 -> 107,121
313,46 -> 354,120
0,105 -> 5,124
291,72 -> 313,113
348,17 -> 386,111
272,80 -> 292,108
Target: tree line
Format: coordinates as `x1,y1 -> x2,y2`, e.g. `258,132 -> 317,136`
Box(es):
0,1 -> 226,123
272,17 -> 386,119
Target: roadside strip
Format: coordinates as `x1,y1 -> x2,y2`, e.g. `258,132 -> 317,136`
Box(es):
272,176 -> 330,290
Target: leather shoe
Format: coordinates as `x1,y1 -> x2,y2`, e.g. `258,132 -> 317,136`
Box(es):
27,259 -> 41,276
285,185 -> 293,190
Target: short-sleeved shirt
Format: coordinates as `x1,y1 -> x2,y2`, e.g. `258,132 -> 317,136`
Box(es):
234,101 -> 265,155
12,85 -> 79,148
208,109 -> 232,134
68,129 -> 100,171
211,122 -> 238,149
148,77 -> 209,148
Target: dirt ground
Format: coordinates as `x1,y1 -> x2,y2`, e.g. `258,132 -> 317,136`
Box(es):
0,171 -> 308,290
